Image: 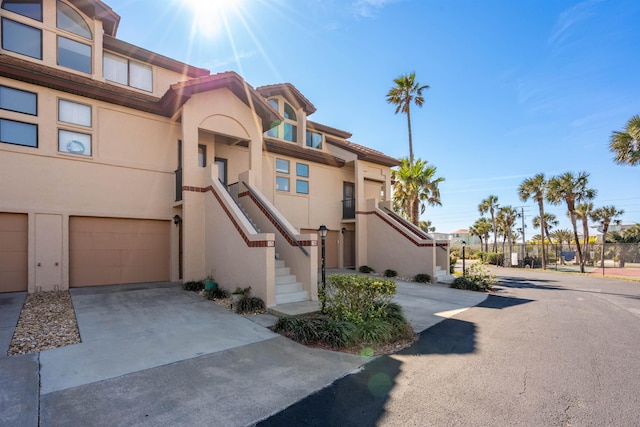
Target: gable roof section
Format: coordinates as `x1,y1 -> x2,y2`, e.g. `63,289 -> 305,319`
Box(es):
257,83 -> 317,115
103,36 -> 209,79
307,120 -> 352,139
68,0 -> 120,36
325,136 -> 400,167
164,72 -> 281,132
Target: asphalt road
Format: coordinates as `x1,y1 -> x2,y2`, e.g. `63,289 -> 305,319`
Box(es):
257,269 -> 640,426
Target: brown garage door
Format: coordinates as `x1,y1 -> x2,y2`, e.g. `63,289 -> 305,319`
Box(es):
0,213 -> 28,292
70,217 -> 170,287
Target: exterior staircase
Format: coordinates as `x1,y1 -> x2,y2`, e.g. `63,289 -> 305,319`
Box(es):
275,257 -> 308,304
435,266 -> 455,284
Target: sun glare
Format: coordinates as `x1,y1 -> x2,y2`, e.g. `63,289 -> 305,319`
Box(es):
181,0 -> 242,38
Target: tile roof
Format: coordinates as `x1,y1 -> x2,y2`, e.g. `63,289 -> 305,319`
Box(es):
256,83 -> 317,115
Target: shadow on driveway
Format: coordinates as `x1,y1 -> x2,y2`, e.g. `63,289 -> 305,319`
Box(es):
257,294 -> 532,426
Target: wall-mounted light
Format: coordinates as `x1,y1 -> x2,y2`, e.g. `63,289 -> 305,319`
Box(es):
173,214 -> 182,226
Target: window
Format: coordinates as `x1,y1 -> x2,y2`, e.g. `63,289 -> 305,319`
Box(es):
1,85 -> 37,115
1,17 -> 42,59
296,162 -> 309,194
284,103 -> 296,120
58,129 -> 90,155
103,52 -> 152,92
283,103 -> 297,142
276,158 -> 289,174
58,99 -> 90,126
276,176 -> 289,192
0,118 -> 37,147
296,180 -> 309,194
2,0 -> 42,21
306,131 -> 322,149
57,36 -> 91,73
56,0 -> 91,39
296,163 -> 309,178
198,144 -> 206,167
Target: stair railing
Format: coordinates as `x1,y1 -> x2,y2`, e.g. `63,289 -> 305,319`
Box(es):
225,181 -> 259,233
242,181 -> 309,257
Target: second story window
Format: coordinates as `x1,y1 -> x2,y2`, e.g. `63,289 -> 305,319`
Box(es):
0,84 -> 38,148
266,98 -> 297,143
57,98 -> 92,156
1,17 -> 42,59
306,130 -> 322,149
103,52 -> 153,92
2,0 -> 42,21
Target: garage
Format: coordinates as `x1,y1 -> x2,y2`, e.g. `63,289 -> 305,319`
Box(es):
69,217 -> 170,287
0,213 -> 28,292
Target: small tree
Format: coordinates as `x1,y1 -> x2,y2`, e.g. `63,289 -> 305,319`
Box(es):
590,206 -> 624,269
610,114 -> 640,166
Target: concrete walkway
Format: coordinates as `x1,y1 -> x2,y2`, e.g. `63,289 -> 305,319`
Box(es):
0,275 -> 487,427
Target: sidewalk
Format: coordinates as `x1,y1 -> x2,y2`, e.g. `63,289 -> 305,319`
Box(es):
1,275 -> 486,426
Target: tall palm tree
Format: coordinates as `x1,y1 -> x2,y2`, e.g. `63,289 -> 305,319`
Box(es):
478,195 -> 499,252
497,206 -> 518,266
533,213 -> 558,264
471,217 -> 492,252
391,157 -> 444,225
386,72 -> 429,166
518,173 -> 548,269
546,172 -> 597,273
590,205 -> 624,270
609,114 -> 640,166
575,202 -> 594,263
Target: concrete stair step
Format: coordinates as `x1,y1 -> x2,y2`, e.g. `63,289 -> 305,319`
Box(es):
275,266 -> 291,276
276,281 -> 303,293
275,290 -> 309,305
275,274 -> 297,285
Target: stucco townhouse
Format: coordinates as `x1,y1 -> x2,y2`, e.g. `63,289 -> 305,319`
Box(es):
0,0 -> 450,307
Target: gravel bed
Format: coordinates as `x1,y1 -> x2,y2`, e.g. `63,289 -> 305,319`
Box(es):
8,291 -> 80,356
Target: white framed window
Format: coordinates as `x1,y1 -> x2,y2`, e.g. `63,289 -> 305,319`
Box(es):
103,52 -> 152,92
58,129 -> 91,156
58,99 -> 91,127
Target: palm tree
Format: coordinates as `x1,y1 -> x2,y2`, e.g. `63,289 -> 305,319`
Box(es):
547,172 -> 597,273
386,72 -> 429,166
518,173 -> 548,269
471,217 -> 492,252
609,114 -> 640,166
391,157 -> 444,225
419,220 -> 435,233
533,213 -> 558,264
590,205 -> 624,269
497,206 -> 518,266
478,195 -> 499,252
575,202 -> 594,263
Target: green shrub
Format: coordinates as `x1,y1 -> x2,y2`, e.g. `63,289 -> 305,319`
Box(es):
383,269 -> 398,278
235,296 -> 265,314
322,274 -> 396,325
358,265 -> 375,273
450,262 -> 496,292
414,273 -> 431,283
204,287 -> 229,300
182,280 -> 204,292
232,286 -> 252,296
478,252 -> 503,266
449,256 -> 458,273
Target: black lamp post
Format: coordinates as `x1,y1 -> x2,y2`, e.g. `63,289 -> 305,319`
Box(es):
318,225 -> 328,313
461,240 -> 466,276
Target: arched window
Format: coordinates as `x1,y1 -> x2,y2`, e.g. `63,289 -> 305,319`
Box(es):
284,103 -> 296,120
283,102 -> 297,142
2,0 -> 42,21
57,0 -> 91,39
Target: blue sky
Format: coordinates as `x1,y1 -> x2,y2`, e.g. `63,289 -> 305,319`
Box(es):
107,0 -> 640,236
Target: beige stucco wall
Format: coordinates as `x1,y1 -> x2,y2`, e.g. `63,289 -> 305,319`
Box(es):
361,199 -> 437,280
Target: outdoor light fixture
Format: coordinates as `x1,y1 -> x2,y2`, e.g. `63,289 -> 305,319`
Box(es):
461,240 -> 467,276
318,225 -> 328,313
173,214 -> 182,226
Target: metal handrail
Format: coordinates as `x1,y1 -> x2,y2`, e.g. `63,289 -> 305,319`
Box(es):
242,181 -> 309,257
224,182 -> 259,233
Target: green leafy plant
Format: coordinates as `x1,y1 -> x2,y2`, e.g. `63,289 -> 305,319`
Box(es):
232,286 -> 251,296
322,274 -> 396,325
449,255 -> 458,273
358,265 -> 375,273
235,296 -> 265,314
182,280 -> 204,292
204,287 -> 229,300
414,273 -> 431,283
383,269 -> 398,278
450,262 -> 496,292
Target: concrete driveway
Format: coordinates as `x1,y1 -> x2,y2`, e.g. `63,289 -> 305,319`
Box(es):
0,276 -> 487,426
